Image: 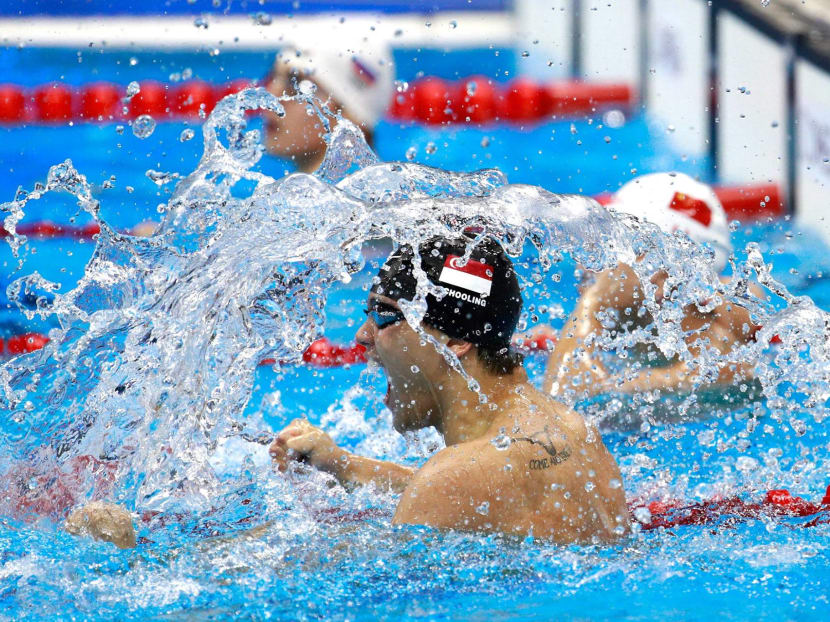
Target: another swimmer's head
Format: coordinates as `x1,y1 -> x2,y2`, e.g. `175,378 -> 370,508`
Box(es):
356,235 -> 523,432
263,42 -> 394,169
608,172 -> 732,272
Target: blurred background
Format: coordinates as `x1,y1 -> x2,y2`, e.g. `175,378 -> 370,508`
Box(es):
1,0 -> 830,344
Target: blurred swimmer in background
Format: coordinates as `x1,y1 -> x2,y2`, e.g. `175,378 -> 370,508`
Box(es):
262,41 -> 395,173
543,172 -> 762,399
130,41 -> 394,237
271,234 -> 629,543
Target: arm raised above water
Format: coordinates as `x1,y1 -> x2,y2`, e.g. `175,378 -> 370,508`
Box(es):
270,419 -> 415,493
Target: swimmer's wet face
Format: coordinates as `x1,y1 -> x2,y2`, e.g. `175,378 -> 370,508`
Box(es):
264,68 -> 334,168
356,236 -> 525,432
355,293 -> 443,432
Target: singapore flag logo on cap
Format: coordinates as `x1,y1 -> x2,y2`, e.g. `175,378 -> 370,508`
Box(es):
439,255 -> 493,296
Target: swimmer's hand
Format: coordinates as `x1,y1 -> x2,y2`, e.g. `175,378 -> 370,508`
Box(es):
65,501 -> 137,549
270,419 -> 415,493
269,419 -> 349,477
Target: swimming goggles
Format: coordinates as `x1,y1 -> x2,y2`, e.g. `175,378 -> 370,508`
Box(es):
364,300 -> 406,330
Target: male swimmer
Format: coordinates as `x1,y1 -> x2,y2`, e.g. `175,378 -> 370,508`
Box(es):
543,172 -> 760,399
263,41 -> 394,172
271,235 -> 629,543
130,42 -> 394,237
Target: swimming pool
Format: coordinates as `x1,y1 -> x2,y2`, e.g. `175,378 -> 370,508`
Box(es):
1,47 -> 830,622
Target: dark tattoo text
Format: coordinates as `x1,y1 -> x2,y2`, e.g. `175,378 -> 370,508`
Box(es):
510,426 -> 572,470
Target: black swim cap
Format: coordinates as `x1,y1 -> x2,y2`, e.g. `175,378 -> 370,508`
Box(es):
370,236 -> 523,349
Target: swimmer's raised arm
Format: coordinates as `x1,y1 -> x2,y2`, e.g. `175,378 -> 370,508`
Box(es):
270,419 -> 415,493
543,265 -> 638,396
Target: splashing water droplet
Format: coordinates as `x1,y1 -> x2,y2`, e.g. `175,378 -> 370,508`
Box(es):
194,16 -> 209,28
633,507 -> 652,524
410,365 -> 420,374
179,128 -> 195,142
449,19 -> 457,28
425,142 -> 437,155
251,11 -> 272,25
125,81 -> 140,98
132,115 -> 156,139
480,136 -> 490,148
405,146 -> 417,161
491,433 -> 511,451
609,478 -> 622,489
475,501 -> 490,515
466,81 -> 477,96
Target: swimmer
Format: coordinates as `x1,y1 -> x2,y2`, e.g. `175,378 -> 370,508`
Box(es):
543,172 -> 760,399
271,235 -> 629,543
263,42 -> 394,172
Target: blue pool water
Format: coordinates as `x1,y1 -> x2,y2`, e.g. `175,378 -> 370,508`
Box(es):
1,49 -> 829,621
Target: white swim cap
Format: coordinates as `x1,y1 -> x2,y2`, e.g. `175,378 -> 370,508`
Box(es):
607,172 -> 733,272
272,42 -> 394,128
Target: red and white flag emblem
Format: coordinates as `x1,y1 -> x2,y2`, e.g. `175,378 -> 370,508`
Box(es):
439,255 -> 493,296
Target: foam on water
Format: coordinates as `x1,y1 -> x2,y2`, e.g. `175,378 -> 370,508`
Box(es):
0,86 -> 827,534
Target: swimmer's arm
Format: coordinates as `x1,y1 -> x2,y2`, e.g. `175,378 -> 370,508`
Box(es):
338,455 -> 415,494
544,269 -> 635,395
610,357 -> 752,393
270,419 -> 414,493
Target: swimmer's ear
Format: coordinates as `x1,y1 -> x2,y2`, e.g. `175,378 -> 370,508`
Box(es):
446,339 -> 473,358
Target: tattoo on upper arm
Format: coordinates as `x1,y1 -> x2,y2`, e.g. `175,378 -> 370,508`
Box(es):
509,426 -> 572,470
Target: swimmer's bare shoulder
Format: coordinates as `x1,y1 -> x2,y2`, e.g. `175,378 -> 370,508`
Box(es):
394,393 -> 629,543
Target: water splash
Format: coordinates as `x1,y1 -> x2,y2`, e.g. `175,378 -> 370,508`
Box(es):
0,84 -> 828,529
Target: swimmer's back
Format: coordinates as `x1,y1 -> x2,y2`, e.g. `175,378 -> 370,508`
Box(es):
394,390 -> 628,543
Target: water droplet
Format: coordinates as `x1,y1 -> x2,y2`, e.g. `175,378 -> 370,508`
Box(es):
405,146 -> 417,161
194,16 -> 209,29
425,142 -> 437,155
584,481 -> 595,492
466,80 -> 477,96
115,124 -> 125,135
298,79 -> 317,95
475,501 -> 490,515
761,0 -> 770,7
132,115 -> 156,139
394,80 -> 409,93
490,433 -> 511,451
449,20 -> 457,29
609,478 -> 622,489
125,81 -> 140,98
521,51 -> 530,58
771,120 -> 779,128
179,128 -> 195,142
633,507 -> 652,523
570,123 -> 577,135
603,109 -> 626,129
666,124 -> 676,133
480,136 -> 490,148
251,11 -> 272,25
129,56 -> 138,66
603,136 -> 611,144
410,365 -> 420,374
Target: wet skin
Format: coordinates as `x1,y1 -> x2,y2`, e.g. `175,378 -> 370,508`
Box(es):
271,294 -> 630,543
543,263 -> 763,398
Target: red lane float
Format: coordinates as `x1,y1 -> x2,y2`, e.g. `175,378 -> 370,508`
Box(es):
6,333 -> 50,355
80,83 -> 122,121
0,77 -> 634,126
634,484 -> 830,531
34,83 -> 73,122
0,84 -> 25,122
173,80 -> 215,117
